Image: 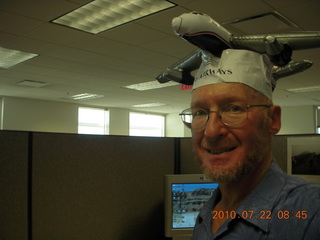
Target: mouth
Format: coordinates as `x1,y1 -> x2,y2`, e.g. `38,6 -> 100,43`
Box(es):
206,147 -> 237,155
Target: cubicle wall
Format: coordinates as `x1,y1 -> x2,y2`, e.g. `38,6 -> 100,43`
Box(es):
0,131 -> 175,240
1,131 -> 319,240
0,131 -> 29,240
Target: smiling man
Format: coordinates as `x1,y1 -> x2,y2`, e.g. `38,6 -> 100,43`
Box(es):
179,49 -> 320,239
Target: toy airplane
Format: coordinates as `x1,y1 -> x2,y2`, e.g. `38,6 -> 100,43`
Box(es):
157,12 -> 320,85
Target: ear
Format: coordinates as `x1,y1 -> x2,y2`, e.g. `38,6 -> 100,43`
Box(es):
267,105 -> 281,134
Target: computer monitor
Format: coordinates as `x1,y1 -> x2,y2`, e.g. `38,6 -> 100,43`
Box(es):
164,174 -> 219,239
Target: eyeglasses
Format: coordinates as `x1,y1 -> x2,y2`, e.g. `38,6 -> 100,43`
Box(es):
180,103 -> 272,129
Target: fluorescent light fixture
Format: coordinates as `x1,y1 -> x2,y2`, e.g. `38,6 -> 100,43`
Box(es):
124,80 -> 179,91
286,86 -> 320,93
133,102 -> 167,108
0,47 -> 38,69
70,93 -> 104,100
52,0 -> 176,34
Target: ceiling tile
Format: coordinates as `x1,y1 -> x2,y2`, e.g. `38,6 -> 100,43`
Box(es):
0,11 -> 44,35
100,22 -> 168,46
0,0 -> 319,114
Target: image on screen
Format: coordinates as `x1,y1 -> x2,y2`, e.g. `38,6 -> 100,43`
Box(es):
171,183 -> 218,229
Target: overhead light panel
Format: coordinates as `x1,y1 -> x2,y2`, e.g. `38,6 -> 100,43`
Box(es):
133,102 -> 167,108
124,80 -> 179,91
52,0 -> 176,34
286,86 -> 320,93
0,47 -> 38,69
69,93 -> 104,100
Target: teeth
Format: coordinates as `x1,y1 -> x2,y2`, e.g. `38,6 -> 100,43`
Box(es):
209,148 -> 235,154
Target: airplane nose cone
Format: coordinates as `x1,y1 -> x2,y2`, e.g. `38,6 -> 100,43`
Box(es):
172,17 -> 183,35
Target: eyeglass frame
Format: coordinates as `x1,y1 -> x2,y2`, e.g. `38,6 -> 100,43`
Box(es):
179,104 -> 272,129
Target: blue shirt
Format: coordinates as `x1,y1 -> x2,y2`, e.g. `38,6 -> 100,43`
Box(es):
192,160 -> 320,240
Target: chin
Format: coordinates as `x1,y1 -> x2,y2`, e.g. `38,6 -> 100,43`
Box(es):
201,159 -> 244,183
198,147 -> 265,183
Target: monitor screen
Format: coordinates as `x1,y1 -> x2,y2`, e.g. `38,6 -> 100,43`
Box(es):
164,174 -> 219,238
172,182 -> 217,229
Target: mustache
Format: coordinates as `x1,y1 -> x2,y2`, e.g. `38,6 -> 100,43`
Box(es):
201,139 -> 238,150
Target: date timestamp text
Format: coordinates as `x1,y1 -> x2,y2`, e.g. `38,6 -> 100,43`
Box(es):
212,210 -> 308,220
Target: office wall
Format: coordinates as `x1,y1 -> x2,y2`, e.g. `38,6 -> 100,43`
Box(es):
2,97 -> 79,133
279,105 -> 316,134
0,97 -> 170,136
0,96 -> 317,136
0,131 -> 175,240
109,107 -> 130,135
166,113 -> 191,138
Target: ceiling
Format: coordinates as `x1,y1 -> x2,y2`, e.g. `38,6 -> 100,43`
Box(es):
0,0 -> 320,114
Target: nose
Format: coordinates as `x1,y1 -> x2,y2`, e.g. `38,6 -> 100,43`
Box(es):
203,111 -> 228,139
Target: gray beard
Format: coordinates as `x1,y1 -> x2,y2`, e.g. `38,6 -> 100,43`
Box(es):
199,131 -> 271,183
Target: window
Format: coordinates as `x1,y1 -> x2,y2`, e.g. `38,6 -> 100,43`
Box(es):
130,112 -> 165,137
78,107 -> 109,135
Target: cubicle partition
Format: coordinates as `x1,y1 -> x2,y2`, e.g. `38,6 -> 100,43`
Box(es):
0,131 -> 174,240
0,131 -> 29,240
0,131 -> 318,240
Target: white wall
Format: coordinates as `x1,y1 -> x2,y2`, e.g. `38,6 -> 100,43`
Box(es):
278,105 -> 316,135
0,97 -> 165,136
109,108 -> 129,136
0,97 -> 317,136
166,113 -> 191,137
1,97 -> 79,133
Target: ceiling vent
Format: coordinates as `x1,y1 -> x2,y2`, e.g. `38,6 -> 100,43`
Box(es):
17,80 -> 49,88
123,80 -> 179,91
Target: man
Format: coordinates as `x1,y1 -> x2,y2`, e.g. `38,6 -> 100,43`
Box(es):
179,49 -> 320,239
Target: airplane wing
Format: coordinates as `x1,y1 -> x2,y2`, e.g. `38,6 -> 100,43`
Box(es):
156,12 -> 320,85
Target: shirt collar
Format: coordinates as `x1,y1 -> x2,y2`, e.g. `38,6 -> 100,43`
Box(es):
197,188 -> 221,236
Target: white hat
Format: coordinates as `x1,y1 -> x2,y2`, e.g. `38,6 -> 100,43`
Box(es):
194,49 -> 275,99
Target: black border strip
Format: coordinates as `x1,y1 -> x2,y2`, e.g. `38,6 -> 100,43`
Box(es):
174,138 -> 181,174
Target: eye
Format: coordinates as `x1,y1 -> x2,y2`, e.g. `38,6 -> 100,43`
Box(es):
224,103 -> 246,113
193,109 -> 207,117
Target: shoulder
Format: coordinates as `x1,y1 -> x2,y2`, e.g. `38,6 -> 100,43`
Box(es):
268,176 -> 320,239
273,174 -> 320,219
280,175 -> 320,202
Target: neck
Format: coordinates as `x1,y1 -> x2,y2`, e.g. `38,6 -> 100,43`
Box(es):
216,157 -> 272,211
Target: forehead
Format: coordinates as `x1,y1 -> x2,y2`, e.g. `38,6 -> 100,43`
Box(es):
191,83 -> 254,107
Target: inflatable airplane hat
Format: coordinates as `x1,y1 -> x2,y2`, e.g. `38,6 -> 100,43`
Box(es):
156,12 -> 320,99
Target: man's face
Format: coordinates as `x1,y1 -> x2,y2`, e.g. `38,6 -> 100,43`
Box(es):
191,83 -> 273,183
